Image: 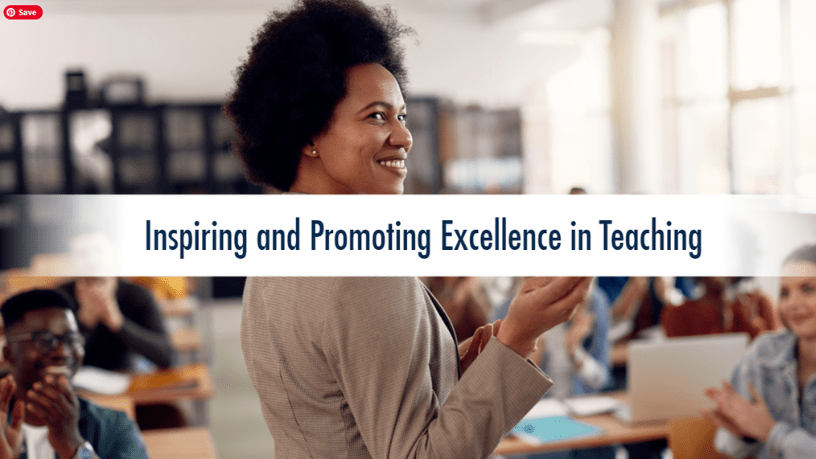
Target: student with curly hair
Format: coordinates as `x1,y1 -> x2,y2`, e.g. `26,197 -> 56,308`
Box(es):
226,1 -> 591,457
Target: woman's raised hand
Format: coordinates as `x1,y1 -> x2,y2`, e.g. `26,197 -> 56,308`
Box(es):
458,320 -> 502,374
497,277 -> 592,358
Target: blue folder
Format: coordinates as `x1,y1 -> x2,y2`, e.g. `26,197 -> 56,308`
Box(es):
511,416 -> 603,443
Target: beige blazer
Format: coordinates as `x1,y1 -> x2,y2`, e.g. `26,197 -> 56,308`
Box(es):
242,277 -> 552,458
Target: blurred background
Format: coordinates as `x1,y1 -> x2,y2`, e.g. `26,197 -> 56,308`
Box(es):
1,0 -> 815,198
1,0 -> 816,457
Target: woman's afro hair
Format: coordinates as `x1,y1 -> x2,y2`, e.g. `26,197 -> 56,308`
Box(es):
224,0 -> 413,191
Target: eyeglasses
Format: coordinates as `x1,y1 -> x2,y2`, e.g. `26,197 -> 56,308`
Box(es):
5,331 -> 85,354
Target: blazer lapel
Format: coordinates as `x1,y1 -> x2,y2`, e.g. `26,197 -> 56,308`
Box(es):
422,283 -> 461,377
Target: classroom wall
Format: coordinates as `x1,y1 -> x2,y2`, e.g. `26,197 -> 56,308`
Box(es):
0,1 -> 590,110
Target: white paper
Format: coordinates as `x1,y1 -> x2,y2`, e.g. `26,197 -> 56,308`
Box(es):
521,398 -> 570,420
72,366 -> 132,395
562,396 -> 623,417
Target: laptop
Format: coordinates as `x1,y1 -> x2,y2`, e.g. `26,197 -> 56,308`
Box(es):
615,333 -> 749,424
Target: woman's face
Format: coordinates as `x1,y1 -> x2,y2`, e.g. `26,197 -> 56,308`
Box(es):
779,260 -> 816,339
306,63 -> 412,194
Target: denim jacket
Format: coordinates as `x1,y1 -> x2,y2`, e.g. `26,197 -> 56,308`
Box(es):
714,331 -> 816,459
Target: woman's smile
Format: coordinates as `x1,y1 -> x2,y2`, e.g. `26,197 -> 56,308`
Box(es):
377,159 -> 406,170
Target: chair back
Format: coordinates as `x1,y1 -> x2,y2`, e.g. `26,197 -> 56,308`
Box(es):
81,394 -> 136,421
668,416 -> 730,459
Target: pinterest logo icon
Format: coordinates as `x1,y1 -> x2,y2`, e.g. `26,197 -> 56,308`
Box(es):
4,5 -> 42,19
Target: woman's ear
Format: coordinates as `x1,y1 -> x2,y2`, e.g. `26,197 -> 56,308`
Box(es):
302,143 -> 319,158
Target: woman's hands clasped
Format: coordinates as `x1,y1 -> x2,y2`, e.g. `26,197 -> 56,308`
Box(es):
497,277 -> 592,358
702,380 -> 776,442
458,320 -> 502,374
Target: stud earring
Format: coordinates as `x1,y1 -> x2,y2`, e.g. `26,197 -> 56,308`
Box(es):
310,150 -> 317,156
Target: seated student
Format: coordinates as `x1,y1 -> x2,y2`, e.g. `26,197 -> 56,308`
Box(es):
525,281 -> 614,459
58,278 -> 173,372
535,282 -> 611,397
704,244 -> 816,459
662,277 -> 778,340
0,289 -> 148,459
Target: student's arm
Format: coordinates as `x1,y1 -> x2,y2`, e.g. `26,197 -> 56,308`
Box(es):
570,347 -> 608,390
576,290 -> 611,391
113,282 -> 174,368
609,277 -> 648,321
563,289 -> 611,392
101,412 -> 148,459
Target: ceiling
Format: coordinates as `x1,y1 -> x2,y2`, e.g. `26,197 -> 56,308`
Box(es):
38,0 -> 684,29
40,0 -> 610,24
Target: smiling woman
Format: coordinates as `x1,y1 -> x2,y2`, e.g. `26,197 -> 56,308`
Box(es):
704,244 -> 816,459
227,1 -> 591,458
223,0 -> 412,194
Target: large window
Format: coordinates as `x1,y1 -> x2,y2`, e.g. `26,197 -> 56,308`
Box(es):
661,0 -> 815,195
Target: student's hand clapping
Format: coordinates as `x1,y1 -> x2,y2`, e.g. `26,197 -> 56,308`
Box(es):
0,375 -> 24,459
497,277 -> 592,358
702,380 -> 776,442
26,375 -> 85,459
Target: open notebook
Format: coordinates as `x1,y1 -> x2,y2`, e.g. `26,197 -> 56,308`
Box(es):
509,396 -> 620,444
512,416 -> 602,444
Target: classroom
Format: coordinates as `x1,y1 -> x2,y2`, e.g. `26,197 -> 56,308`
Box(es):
1,0 -> 815,458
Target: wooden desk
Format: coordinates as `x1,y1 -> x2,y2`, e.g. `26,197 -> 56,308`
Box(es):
128,363 -> 215,405
171,328 -> 204,353
80,394 -> 136,420
159,298 -> 197,318
492,393 -> 667,457
3,272 -> 62,295
77,363 -> 214,406
143,427 -> 217,459
77,363 -> 214,427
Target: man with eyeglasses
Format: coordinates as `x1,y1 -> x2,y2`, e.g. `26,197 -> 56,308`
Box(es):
0,289 -> 148,459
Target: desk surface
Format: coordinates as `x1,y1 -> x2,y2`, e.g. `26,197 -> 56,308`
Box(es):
492,392 -> 667,456
78,363 -> 214,406
160,298 -> 197,318
80,394 -> 136,420
171,328 -> 204,353
143,427 -> 217,459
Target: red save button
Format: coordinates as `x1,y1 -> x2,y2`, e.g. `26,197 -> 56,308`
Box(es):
4,5 -> 43,19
